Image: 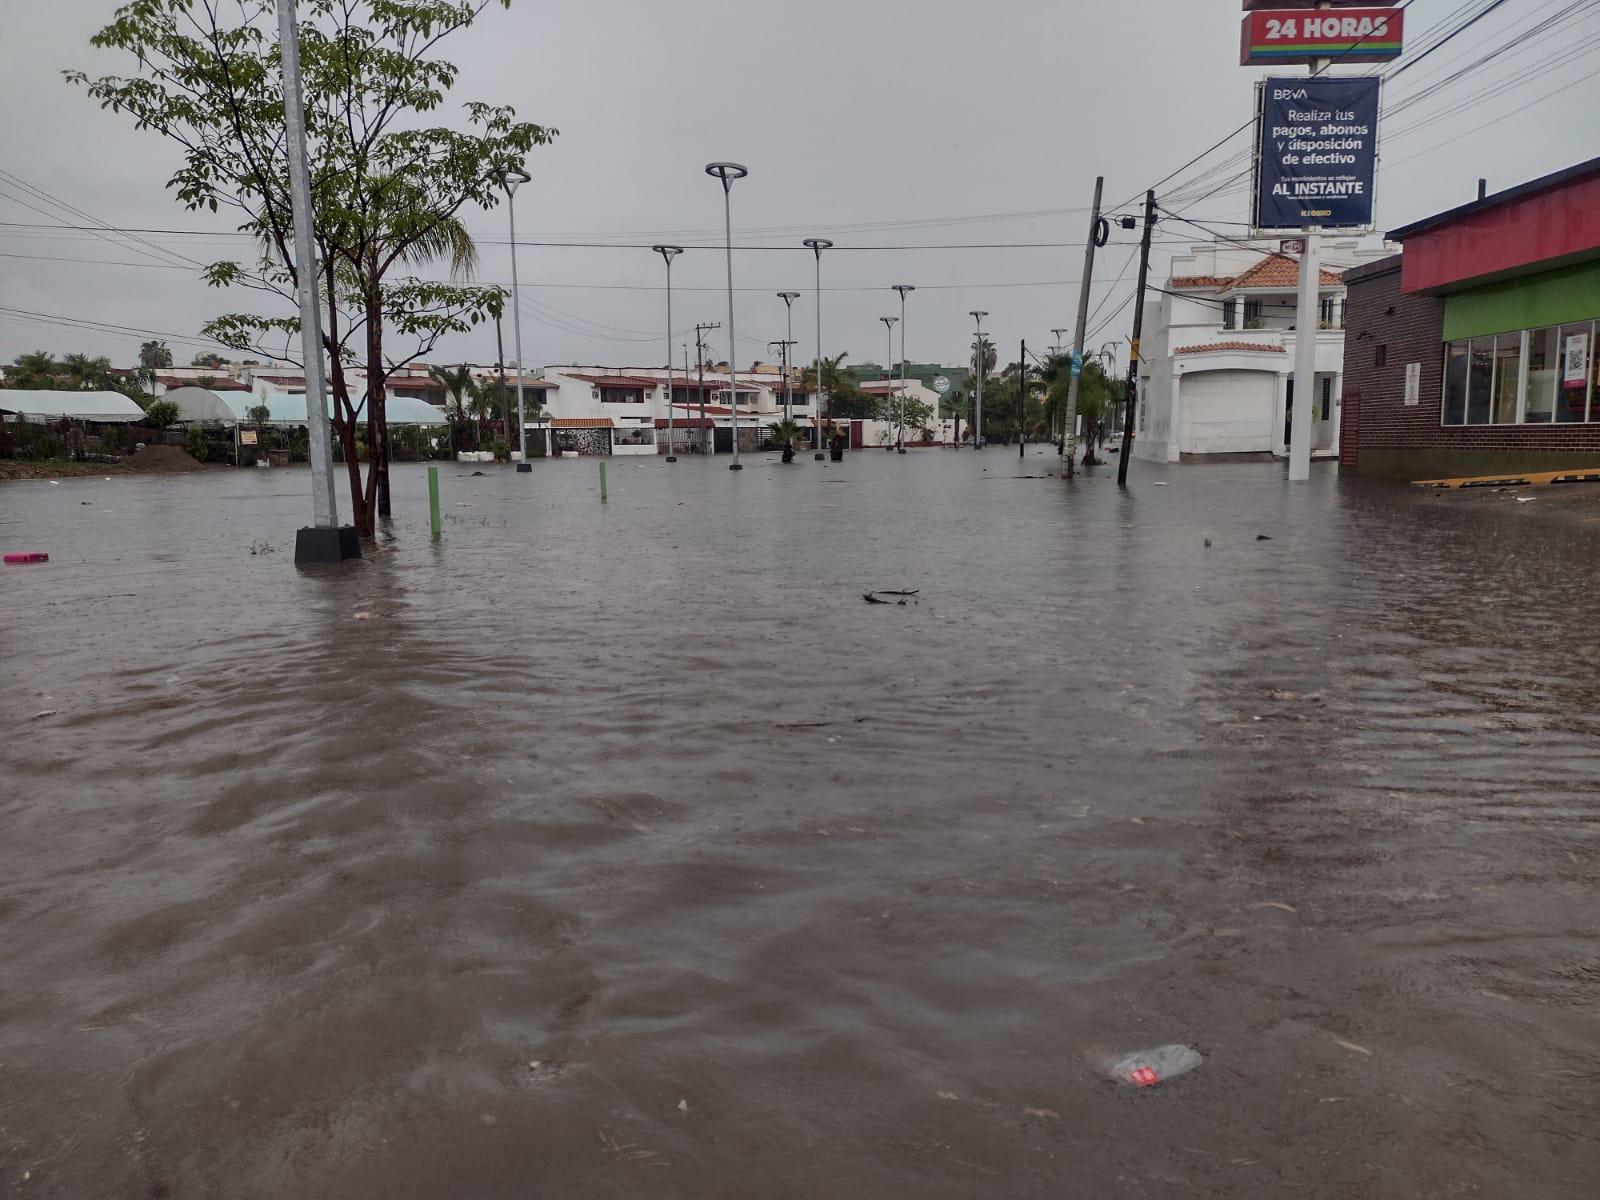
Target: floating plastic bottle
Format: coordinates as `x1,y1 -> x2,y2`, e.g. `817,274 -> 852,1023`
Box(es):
1110,1045 -> 1202,1087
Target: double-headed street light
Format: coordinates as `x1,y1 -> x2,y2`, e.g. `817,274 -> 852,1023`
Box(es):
777,291 -> 800,424
503,167 -> 533,471
879,316 -> 898,452
892,284 -> 914,453
705,162 -> 748,471
652,244 -> 683,463
971,310 -> 988,449
803,238 -> 833,459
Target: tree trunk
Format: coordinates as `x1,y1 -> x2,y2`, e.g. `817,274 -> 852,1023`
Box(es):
364,280 -> 391,520
324,261 -> 372,536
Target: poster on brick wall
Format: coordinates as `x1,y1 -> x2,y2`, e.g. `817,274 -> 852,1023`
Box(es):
1404,362 -> 1421,406
1564,332 -> 1589,389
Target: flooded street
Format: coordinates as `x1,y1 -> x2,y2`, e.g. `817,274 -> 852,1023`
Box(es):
2,451 -> 1597,1198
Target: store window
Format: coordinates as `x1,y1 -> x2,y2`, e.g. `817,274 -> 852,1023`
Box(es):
1441,320 -> 1596,426
1492,333 -> 1520,425
1443,342 -> 1467,425
1524,327 -> 1557,423
1558,323 -> 1592,423
1467,337 -> 1494,424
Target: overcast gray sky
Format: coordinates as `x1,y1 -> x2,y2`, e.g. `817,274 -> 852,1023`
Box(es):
1,0 -> 1595,373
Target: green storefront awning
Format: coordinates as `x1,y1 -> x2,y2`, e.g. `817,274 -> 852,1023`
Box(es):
1443,260 -> 1600,342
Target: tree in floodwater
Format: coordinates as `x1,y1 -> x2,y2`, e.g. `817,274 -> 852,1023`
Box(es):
70,1 -> 554,536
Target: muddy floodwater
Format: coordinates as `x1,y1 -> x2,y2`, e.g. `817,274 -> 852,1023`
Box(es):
2,452 -> 1598,1198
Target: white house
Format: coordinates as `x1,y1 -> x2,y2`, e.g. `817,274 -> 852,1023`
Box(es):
531,364 -> 813,455
859,378 -> 956,445
1135,236 -> 1393,463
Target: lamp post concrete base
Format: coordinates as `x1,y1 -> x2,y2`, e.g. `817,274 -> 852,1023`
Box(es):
294,526 -> 361,566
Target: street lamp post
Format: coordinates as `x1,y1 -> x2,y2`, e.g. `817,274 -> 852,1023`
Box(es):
653,244 -> 683,463
503,167 -> 533,473
892,284 -> 914,453
879,316 -> 898,452
705,162 -> 748,471
778,291 -> 799,424
803,238 -> 833,459
971,310 -> 988,449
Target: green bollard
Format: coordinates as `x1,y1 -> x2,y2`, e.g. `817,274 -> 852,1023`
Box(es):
428,465 -> 441,537
599,461 -> 608,502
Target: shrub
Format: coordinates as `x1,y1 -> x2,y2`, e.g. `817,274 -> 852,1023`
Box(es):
184,425 -> 209,462
144,399 -> 180,429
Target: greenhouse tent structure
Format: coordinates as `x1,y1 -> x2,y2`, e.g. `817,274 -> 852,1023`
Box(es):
0,390 -> 147,423
168,388 -> 447,428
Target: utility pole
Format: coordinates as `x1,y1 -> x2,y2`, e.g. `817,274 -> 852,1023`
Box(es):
971,310 -> 988,449
1050,327 -> 1068,453
1064,176 -> 1105,480
769,340 -> 797,426
778,291 -> 800,425
1117,189 -> 1158,487
695,321 -> 719,455
495,306 -> 511,449
279,0 -> 352,564
1018,339 -> 1027,459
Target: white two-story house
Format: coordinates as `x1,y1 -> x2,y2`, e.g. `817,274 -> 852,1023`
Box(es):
1135,236 -> 1393,463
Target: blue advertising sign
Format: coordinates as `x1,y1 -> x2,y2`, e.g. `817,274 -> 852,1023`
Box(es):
1253,76 -> 1380,231
1070,352 -> 1083,378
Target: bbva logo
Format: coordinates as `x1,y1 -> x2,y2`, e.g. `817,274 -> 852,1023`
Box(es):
1273,88 -> 1310,100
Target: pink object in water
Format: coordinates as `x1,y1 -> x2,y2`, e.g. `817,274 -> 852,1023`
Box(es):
4,551 -> 49,565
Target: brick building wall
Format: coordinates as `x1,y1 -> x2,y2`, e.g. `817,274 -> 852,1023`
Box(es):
1342,255 -> 1600,478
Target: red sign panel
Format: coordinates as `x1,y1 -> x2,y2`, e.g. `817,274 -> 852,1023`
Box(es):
1242,1 -> 1387,8
1242,7 -> 1404,64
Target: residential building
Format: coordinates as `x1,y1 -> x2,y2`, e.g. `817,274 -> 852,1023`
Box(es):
850,360 -> 972,415
1341,156 -> 1600,478
531,364 -> 813,455
1134,235 -> 1392,463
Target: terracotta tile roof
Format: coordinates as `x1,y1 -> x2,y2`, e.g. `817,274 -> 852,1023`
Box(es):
563,372 -> 660,389
1170,274 -> 1232,289
549,417 -> 614,428
1228,256 -> 1344,290
1174,341 -> 1288,356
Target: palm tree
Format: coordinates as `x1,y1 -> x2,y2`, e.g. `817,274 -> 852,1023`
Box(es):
767,417 -> 801,453
467,378 -> 495,445
970,336 -> 997,378
62,353 -> 112,390
799,351 -> 874,420
429,363 -> 473,447
9,350 -> 59,388
139,340 -> 173,370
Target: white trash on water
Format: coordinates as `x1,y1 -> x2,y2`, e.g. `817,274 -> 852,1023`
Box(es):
1109,1044 -> 1202,1087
